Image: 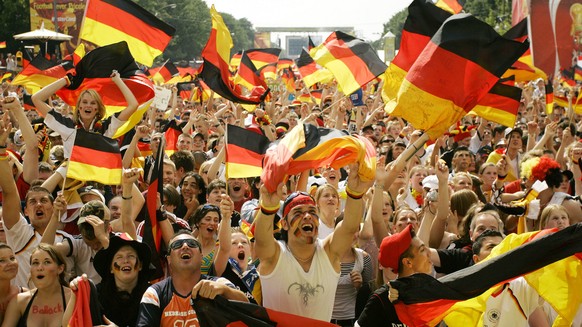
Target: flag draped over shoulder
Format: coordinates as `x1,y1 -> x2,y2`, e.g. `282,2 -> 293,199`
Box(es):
261,121 -> 376,192
79,0 -> 175,66
11,55 -> 70,94
193,295 -> 339,327
67,129 -> 123,185
295,49 -> 334,88
385,14 -> 528,139
56,41 -> 155,126
309,31 -> 387,96
225,124 -> 271,178
200,5 -> 268,104
392,224 -> 582,327
143,135 -> 165,280
382,0 -> 451,104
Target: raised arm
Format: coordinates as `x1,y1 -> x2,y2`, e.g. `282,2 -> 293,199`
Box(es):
4,96 -> 38,183
254,183 -> 284,275
112,71 -> 139,122
122,125 -> 149,169
371,168 -> 391,246
40,193 -> 70,257
214,194 -> 234,276
428,160 -> 451,248
0,113 -> 20,230
31,77 -> 68,117
121,168 -> 142,240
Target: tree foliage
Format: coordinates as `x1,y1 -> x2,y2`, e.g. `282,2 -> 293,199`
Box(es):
0,0 -> 32,53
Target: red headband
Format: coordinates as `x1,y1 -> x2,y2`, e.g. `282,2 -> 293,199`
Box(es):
283,193 -> 316,218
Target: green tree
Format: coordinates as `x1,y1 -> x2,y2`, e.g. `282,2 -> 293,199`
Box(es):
383,8 -> 408,50
0,0 -> 32,53
463,0 -> 512,34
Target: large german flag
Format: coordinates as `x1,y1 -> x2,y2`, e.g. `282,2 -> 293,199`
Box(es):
56,41 -> 155,121
261,121 -> 376,192
152,59 -> 180,85
200,6 -> 268,104
386,14 -> 528,139
233,51 -> 268,92
382,0 -> 451,104
11,55 -> 70,94
392,224 -> 582,327
67,129 -> 122,185
79,0 -> 175,66
225,124 -> 270,178
295,49 -> 334,88
469,81 -> 521,127
501,18 -> 547,82
245,48 -> 281,70
309,31 -> 387,96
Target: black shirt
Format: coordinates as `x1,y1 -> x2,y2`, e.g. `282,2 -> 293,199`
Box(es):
356,284 -> 407,327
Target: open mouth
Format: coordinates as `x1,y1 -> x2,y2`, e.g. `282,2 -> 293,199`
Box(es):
36,274 -> 45,280
233,186 -> 241,192
180,253 -> 192,259
36,210 -> 44,218
301,224 -> 314,232
237,251 -> 245,260
121,266 -> 132,272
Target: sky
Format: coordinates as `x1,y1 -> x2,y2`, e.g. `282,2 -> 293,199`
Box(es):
203,0 -> 410,41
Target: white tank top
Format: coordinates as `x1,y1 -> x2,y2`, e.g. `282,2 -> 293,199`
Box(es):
259,239 -> 340,321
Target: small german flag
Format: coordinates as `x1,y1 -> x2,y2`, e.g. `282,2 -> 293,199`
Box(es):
152,59 -> 180,85
310,31 -> 387,95
200,6 -> 268,104
277,58 -> 294,71
0,41 -> 6,49
163,119 -> 182,156
79,0 -> 175,66
295,49 -> 334,88
67,129 -> 122,185
11,55 -> 70,94
280,67 -> 296,92
225,124 -> 270,178
257,62 -> 277,81
545,81 -> 554,114
233,51 -> 268,92
245,48 -> 281,70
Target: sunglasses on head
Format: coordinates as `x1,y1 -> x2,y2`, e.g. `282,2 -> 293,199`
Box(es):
168,238 -> 200,252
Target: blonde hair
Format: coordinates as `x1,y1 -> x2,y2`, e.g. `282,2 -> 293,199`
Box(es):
73,90 -> 106,125
539,204 -> 569,230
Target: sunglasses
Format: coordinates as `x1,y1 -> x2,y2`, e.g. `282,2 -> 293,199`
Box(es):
168,238 -> 200,252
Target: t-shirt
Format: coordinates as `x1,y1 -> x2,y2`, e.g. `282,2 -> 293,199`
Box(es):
483,278 -> 541,327
435,246 -> 473,274
136,275 -> 234,327
355,284 -> 407,327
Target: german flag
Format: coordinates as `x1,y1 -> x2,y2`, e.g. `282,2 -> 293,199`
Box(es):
435,0 -> 463,14
143,133 -> 165,279
245,48 -> 281,70
225,124 -> 270,178
383,0 -> 451,104
257,62 -> 277,81
230,51 -> 242,69
310,31 -> 387,96
261,121 -> 376,192
152,59 -> 180,85
0,41 -> 6,49
163,119 -> 182,156
545,81 -> 554,114
11,55 -> 70,94
200,6 -> 268,105
177,81 -> 195,101
392,225 -> 582,327
469,81 -> 521,127
280,68 -> 296,92
67,129 -> 122,185
56,41 -> 155,121
1,73 -> 12,83
233,51 -> 268,93
386,14 -> 528,139
193,295 -> 341,327
310,89 -> 323,105
277,58 -> 294,71
501,18 -> 547,82
308,35 -> 316,51
295,49 -> 334,88
79,0 -> 175,66
560,67 -> 577,88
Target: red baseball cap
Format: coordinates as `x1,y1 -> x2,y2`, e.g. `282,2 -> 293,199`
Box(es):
379,225 -> 413,271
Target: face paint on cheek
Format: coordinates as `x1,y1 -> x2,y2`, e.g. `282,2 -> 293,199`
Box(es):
113,262 -> 122,271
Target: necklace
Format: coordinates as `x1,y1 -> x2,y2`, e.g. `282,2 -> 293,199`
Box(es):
286,243 -> 315,264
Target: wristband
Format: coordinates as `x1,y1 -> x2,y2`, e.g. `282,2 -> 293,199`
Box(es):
259,203 -> 280,215
346,186 -> 365,200
156,209 -> 168,222
64,75 -> 71,87
122,195 -> 133,200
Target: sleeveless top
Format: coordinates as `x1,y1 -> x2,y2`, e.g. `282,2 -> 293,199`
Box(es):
17,286 -> 67,327
259,239 -> 340,321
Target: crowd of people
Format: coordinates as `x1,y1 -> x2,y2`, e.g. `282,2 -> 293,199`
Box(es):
0,56 -> 580,327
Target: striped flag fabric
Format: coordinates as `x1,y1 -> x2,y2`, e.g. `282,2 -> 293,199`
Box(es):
308,35 -> 316,51
257,62 -> 277,81
67,279 -> 103,327
309,31 -> 387,96
0,41 -> 6,49
295,49 -> 334,88
11,55 -> 70,94
435,0 -> 463,14
1,73 -> 12,83
277,58 -> 294,71
163,119 -> 182,156
200,5 -> 268,104
230,51 -> 242,68
56,41 -> 155,123
392,224 -> 582,327
245,48 -> 281,70
225,124 -> 271,178
79,0 -> 176,66
386,14 -> 528,139
261,121 -> 376,192
469,81 -> 522,127
280,68 -> 296,92
545,81 -> 554,114
67,129 -> 123,185
233,51 -> 268,92
501,18 -> 547,82
152,59 -> 180,85
143,133 -> 165,280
